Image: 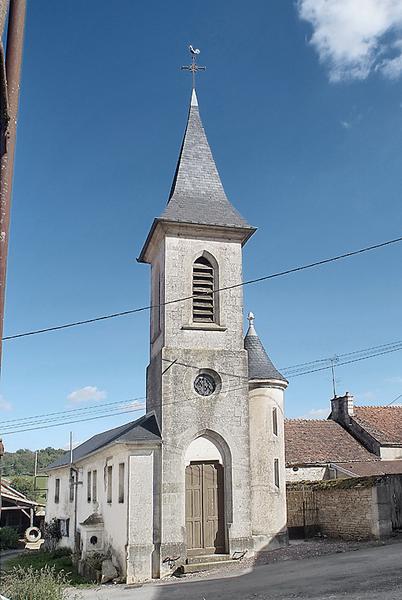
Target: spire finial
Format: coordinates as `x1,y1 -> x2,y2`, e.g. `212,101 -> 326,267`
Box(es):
246,311 -> 257,336
181,45 -> 206,90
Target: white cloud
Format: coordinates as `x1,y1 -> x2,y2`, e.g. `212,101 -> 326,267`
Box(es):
386,376 -> 402,384
297,0 -> 402,81
0,395 -> 12,411
67,386 -> 107,404
298,407 -> 329,419
121,400 -> 146,413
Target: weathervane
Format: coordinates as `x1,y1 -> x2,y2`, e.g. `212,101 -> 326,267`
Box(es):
181,45 -> 206,89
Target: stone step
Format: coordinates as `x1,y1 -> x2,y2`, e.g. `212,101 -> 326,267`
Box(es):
179,554 -> 239,573
180,559 -> 238,574
186,554 -> 232,565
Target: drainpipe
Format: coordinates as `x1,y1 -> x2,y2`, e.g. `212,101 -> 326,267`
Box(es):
69,432 -> 81,555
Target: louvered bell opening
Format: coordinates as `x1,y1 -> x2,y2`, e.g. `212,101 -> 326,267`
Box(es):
193,257 -> 214,323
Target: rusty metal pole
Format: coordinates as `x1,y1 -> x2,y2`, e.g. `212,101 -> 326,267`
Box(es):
0,0 -> 26,373
0,438 -> 4,523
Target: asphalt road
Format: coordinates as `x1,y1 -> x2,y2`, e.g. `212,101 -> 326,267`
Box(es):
73,542 -> 402,600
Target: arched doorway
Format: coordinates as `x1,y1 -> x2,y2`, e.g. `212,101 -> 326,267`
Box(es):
185,436 -> 226,556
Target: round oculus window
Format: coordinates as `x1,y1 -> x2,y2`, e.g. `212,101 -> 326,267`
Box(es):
194,373 -> 216,396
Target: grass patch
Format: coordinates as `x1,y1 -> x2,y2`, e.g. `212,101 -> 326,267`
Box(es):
1,565 -> 73,600
5,550 -> 89,586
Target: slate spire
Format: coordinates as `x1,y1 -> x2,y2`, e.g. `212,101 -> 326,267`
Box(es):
244,313 -> 287,382
160,90 -> 254,232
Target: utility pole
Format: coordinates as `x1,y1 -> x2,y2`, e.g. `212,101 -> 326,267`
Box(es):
33,449 -> 38,499
0,0 -> 26,373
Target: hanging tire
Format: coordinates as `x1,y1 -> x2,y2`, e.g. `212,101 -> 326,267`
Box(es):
25,526 -> 41,543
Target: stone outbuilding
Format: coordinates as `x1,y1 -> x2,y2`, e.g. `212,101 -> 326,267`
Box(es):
46,87 -> 288,583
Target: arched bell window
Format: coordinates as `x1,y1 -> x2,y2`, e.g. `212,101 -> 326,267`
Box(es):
192,255 -> 216,323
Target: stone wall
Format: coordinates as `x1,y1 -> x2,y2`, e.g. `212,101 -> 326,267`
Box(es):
315,486 -> 375,540
287,475 -> 402,541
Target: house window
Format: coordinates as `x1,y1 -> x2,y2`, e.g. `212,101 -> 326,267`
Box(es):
55,478 -> 60,504
272,407 -> 278,436
107,465 -> 113,504
193,256 -> 215,323
274,459 -> 280,489
92,469 -> 97,502
58,518 -> 70,537
87,471 -> 92,503
118,463 -> 125,504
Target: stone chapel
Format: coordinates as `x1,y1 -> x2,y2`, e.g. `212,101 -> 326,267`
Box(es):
46,87 -> 288,583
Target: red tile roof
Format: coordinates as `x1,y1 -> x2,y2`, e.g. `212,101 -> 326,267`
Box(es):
334,460 -> 402,477
353,406 -> 402,445
285,419 -> 377,466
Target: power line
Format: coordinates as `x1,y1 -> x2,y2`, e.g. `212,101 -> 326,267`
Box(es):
0,396 -> 146,427
0,383 -> 250,436
2,337 -> 402,434
281,340 -> 402,373
3,234 -> 402,341
287,345 -> 402,377
163,339 -> 402,380
0,406 -> 146,436
386,393 -> 402,407
0,400 -> 146,432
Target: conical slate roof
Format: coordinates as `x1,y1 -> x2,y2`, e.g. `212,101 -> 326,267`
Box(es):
244,315 -> 287,383
160,90 -> 254,231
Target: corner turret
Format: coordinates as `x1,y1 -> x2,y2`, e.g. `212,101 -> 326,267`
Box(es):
245,313 -> 288,550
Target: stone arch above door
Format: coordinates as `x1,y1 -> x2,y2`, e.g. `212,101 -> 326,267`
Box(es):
185,435 -> 223,465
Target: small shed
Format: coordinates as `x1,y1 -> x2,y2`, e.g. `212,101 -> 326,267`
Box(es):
1,479 -> 44,535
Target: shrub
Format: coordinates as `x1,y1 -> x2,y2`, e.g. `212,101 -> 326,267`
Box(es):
0,565 -> 76,600
84,551 -> 106,572
49,546 -> 72,559
0,526 -> 19,550
43,518 -> 62,552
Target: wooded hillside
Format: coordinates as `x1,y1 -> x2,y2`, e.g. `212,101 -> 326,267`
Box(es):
2,447 -> 65,477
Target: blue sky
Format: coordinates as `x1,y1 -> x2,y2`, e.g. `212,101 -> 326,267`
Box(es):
2,0 -> 402,452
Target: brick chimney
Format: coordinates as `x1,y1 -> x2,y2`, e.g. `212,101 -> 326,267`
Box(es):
330,391 -> 354,424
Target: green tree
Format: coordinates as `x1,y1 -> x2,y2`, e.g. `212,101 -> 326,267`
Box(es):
10,475 -> 35,499
2,447 -> 65,477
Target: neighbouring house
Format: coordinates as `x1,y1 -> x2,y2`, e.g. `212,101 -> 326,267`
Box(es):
45,413 -> 161,573
0,478 -> 44,535
330,393 -> 402,459
46,85 -> 288,583
285,392 -> 402,483
285,419 -> 380,482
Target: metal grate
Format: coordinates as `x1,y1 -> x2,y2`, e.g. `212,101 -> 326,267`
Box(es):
193,256 -> 214,323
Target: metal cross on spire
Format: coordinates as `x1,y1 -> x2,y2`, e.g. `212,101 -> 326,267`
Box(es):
181,45 -> 206,89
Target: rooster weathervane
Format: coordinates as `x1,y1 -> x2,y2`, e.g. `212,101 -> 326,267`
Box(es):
181,45 -> 206,89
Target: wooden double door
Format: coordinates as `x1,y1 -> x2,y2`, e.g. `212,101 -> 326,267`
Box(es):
185,461 -> 225,556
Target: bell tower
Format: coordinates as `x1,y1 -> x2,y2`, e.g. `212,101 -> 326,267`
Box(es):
138,81 -> 256,568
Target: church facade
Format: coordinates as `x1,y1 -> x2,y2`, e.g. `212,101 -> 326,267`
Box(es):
46,88 -> 288,583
